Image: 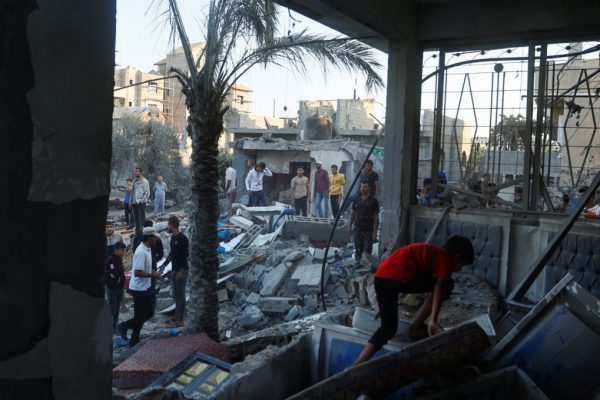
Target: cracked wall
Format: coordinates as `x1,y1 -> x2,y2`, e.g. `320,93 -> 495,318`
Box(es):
0,0 -> 116,399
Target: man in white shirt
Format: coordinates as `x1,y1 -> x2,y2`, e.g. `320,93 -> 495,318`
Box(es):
117,227 -> 162,347
245,161 -> 272,207
224,161 -> 237,216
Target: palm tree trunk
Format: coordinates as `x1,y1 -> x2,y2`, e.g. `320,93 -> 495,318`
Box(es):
186,112 -> 221,341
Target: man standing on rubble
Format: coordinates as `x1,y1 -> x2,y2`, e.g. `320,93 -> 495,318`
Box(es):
105,242 -> 126,330
353,235 -> 474,365
153,176 -> 167,217
245,161 -> 272,207
118,227 -> 162,347
132,167 -> 150,233
291,167 -> 310,217
349,181 -> 379,264
165,215 -> 189,327
313,161 -> 330,218
329,164 -> 345,218
224,161 -> 237,217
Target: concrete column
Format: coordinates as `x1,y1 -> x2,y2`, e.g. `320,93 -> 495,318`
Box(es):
381,39 -> 423,249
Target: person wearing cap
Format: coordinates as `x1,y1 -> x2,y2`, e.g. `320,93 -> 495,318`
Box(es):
313,161 -> 330,218
245,161 -> 272,207
117,227 -> 162,347
105,242 -> 127,330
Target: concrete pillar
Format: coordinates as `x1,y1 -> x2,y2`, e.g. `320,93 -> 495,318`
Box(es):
381,39 -> 423,249
0,0 -> 116,398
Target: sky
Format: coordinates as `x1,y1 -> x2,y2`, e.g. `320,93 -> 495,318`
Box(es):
115,0 -> 389,120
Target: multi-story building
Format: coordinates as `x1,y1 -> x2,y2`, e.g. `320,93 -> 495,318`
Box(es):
153,42 -> 205,135
113,66 -> 165,111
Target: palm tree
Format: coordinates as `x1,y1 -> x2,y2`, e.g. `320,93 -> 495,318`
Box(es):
160,0 -> 383,341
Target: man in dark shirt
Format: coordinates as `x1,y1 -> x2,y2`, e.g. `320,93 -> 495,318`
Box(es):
349,181 -> 380,263
165,215 -> 189,327
105,242 -> 127,330
360,160 -> 380,198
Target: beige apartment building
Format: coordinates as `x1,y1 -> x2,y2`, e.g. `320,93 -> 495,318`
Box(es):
114,66 -> 165,111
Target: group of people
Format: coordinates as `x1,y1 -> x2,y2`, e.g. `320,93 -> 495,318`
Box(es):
104,214 -> 189,348
123,167 -> 169,231
290,162 -> 348,218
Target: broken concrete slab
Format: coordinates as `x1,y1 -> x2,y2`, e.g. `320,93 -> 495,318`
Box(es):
230,215 -> 254,230
310,247 -> 339,262
285,305 -> 303,322
236,305 -> 264,329
282,250 -> 305,263
259,264 -> 289,296
282,216 -> 351,242
291,264 -> 330,293
258,297 -> 297,313
351,307 -> 410,337
218,289 -> 229,302
246,292 -> 260,305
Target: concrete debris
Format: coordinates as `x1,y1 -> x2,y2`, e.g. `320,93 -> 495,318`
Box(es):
403,293 -> 424,308
237,305 -> 264,328
291,264 -> 330,293
285,305 -> 304,322
245,292 -> 260,305
258,297 -> 297,313
218,288 -> 229,302
230,215 -> 255,230
259,264 -> 289,296
282,250 -> 305,263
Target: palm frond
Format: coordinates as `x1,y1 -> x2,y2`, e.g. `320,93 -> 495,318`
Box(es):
229,30 -> 384,93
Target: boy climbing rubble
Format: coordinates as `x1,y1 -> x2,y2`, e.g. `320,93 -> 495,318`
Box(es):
354,235 -> 475,365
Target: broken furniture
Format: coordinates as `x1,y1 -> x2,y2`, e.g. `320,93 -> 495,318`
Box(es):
485,274 -> 600,400
288,322 -> 490,400
147,352 -> 231,398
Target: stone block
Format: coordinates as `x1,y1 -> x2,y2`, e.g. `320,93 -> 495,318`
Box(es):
258,297 -> 297,313
259,264 -> 288,296
246,292 -> 260,305
236,305 -> 264,328
218,289 -> 229,302
291,264 -> 330,293
230,215 -> 254,230
283,250 -> 305,263
285,305 -> 303,321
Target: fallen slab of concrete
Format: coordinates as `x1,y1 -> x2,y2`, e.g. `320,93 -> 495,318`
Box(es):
287,321 -> 490,400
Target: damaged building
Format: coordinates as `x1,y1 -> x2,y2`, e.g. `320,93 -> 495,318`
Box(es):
3,0 -> 600,400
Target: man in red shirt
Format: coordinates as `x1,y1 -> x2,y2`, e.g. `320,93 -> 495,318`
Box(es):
354,235 -> 475,365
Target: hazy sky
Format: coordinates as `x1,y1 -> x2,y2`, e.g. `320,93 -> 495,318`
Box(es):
115,0 -> 389,120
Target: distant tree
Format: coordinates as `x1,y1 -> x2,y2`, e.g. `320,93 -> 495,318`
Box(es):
111,115 -> 190,204
157,0 -> 383,340
490,114 -> 534,151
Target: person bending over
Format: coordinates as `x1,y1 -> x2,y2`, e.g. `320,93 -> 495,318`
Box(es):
354,235 -> 474,365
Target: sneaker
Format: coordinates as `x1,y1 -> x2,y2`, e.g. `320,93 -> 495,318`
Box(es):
116,322 -> 128,341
